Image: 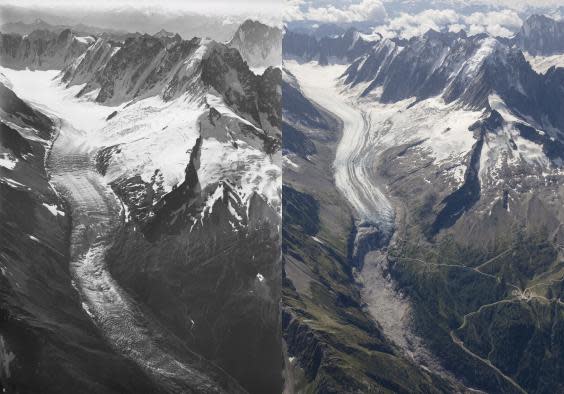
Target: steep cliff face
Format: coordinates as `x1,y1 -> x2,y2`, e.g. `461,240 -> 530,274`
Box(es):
515,14 -> 564,55
200,42 -> 282,135
0,29 -> 92,70
228,20 -> 282,69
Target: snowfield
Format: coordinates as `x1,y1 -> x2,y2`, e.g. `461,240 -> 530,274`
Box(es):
524,52 -> 564,73
0,63 -> 278,392
0,66 -> 281,212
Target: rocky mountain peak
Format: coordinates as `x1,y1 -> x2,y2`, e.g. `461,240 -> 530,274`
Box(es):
228,19 -> 282,69
154,28 -> 175,38
153,28 -> 182,46
515,14 -> 564,55
0,29 -> 94,70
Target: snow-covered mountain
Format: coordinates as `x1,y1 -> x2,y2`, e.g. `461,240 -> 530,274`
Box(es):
0,18 -> 132,39
343,29 -> 564,136
1,21 -> 282,393
1,27 -> 281,223
228,19 -> 282,70
513,14 -> 564,75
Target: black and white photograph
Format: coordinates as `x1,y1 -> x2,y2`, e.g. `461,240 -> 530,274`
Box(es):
0,1 -> 282,393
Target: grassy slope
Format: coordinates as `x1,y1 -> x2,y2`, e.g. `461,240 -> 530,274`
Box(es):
379,139 -> 564,393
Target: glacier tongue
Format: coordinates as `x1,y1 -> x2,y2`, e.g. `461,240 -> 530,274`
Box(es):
284,60 -> 394,231
46,116 -> 245,394
284,59 -> 489,387
1,51 -> 279,391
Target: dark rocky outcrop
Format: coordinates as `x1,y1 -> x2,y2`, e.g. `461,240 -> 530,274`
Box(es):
514,14 -> 564,55
0,29 -> 92,70
228,19 -> 282,68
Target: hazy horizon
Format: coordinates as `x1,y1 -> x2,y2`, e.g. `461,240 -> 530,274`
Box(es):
0,0 -> 282,41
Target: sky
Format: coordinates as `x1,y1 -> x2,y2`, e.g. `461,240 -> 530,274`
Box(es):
0,0 -> 283,41
0,0 -> 281,16
285,0 -> 564,38
1,0 -> 564,40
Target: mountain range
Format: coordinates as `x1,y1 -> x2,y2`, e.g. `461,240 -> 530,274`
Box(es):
2,8 -> 564,394
0,19 -> 282,394
283,13 -> 564,394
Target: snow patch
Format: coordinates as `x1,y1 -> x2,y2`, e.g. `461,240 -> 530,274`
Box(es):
42,203 -> 65,216
198,136 -> 281,213
524,52 -> 564,74
0,177 -> 30,190
250,66 -> 267,75
0,154 -> 17,170
283,155 -> 299,169
75,36 -> 95,45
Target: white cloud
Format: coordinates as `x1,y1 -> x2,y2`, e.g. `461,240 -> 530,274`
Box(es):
470,0 -> 564,12
0,0 -> 283,17
465,10 -> 522,31
467,24 -> 486,36
374,9 -> 459,38
285,0 -> 306,21
448,23 -> 465,32
286,0 -> 387,23
373,8 -> 522,39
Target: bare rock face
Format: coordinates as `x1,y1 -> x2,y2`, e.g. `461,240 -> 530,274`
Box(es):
0,29 -> 92,70
283,27 -> 378,65
515,14 -> 564,55
201,42 -> 282,135
228,19 -> 282,69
